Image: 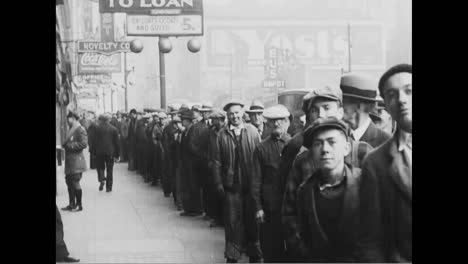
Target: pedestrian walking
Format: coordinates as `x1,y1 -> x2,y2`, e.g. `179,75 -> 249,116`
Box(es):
212,100 -> 263,263
355,64 -> 412,262
340,73 -> 391,148
251,104 -> 291,262
294,117 -> 363,262
92,113 -> 120,192
61,111 -> 88,212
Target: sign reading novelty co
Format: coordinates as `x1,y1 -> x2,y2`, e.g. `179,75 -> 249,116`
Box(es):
99,0 -> 204,36
78,41 -> 131,54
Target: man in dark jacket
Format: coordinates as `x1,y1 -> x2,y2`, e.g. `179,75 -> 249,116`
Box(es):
127,109 -> 138,171
251,104 -> 291,263
207,109 -> 226,227
246,99 -> 268,139
294,117 -> 362,262
213,101 -> 263,263
340,73 -> 391,148
119,113 -> 129,162
92,113 -> 120,192
190,104 -> 212,220
355,64 -> 412,262
281,85 -> 373,261
163,107 -> 181,204
136,113 -> 149,178
180,110 -> 204,216
151,113 -> 165,187
61,111 -> 88,212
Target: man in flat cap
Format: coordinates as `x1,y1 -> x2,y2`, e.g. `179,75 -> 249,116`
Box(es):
207,109 -> 227,227
340,73 -> 391,148
173,114 -> 186,210
118,113 -> 129,163
127,109 -> 138,171
213,101 -> 263,263
187,104 -> 212,219
179,110 -> 204,216
137,113 -> 151,181
294,117 -> 363,262
246,99 -> 268,139
355,64 -> 412,262
280,85 -> 373,261
152,112 -> 167,190
92,113 -> 120,192
251,104 -> 292,262
61,111 -> 88,212
164,106 -> 183,207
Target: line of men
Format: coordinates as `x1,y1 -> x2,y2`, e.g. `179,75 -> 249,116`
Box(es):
81,63 -> 411,263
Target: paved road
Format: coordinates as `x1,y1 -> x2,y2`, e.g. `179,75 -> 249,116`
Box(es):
56,155 -> 248,263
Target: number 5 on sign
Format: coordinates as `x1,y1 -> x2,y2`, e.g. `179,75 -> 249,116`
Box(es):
183,17 -> 195,31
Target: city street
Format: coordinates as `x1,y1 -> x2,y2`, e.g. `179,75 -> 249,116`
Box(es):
56,153 -> 247,263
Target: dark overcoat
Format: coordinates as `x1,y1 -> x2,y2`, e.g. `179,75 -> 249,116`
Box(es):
354,133 -> 412,262
63,123 -> 88,175
360,121 -> 391,148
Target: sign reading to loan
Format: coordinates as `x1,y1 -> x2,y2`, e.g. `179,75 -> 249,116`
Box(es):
127,15 -> 202,36
99,0 -> 203,15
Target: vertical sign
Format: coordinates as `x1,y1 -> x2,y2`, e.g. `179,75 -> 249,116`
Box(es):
101,13 -> 114,42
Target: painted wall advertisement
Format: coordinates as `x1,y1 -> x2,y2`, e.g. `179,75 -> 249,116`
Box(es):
78,53 -> 121,74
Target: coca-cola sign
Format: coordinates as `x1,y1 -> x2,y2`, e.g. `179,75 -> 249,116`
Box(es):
78,52 -> 122,73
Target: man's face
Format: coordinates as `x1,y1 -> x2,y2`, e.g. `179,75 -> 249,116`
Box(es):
228,105 -> 244,126
202,111 -> 211,120
249,112 -> 264,126
375,109 -> 393,134
130,113 -> 136,119
308,99 -> 344,123
382,72 -> 412,133
67,117 -> 75,127
182,119 -> 191,128
311,129 -> 350,172
176,122 -> 184,131
342,97 -> 369,130
267,117 -> 290,138
212,118 -> 225,130
193,110 -> 202,119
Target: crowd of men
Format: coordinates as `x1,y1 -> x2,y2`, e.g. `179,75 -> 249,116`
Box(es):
61,63 -> 411,263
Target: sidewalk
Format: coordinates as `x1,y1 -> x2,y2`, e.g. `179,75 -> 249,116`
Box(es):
56,157 -> 241,263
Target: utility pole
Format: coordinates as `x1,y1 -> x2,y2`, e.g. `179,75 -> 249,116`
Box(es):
159,50 -> 166,109
124,52 -> 128,112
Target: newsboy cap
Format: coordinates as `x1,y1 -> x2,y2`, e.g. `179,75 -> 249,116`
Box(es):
302,85 -> 343,113
172,115 -> 182,123
210,109 -> 227,119
245,99 -> 265,114
303,117 -> 349,149
199,102 -> 214,112
158,112 -> 168,119
223,100 -> 244,112
67,111 -> 80,120
340,73 -> 379,102
180,110 -> 194,120
378,63 -> 412,99
263,104 -> 290,119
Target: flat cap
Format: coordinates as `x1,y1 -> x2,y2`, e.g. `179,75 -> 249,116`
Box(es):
180,110 -> 194,120
302,85 -> 342,113
245,99 -> 265,113
378,63 -> 412,99
199,102 -> 214,112
158,112 -> 168,119
210,109 -> 226,119
172,115 -> 182,122
303,117 -> 349,148
263,104 -> 290,119
223,100 -> 244,112
179,103 -> 190,113
67,111 -> 80,120
129,109 -> 137,115
192,104 -> 202,111
340,73 -> 378,102
142,113 -> 152,119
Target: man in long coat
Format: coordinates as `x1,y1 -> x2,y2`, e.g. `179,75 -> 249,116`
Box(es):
119,113 -> 129,162
180,110 -> 204,216
213,101 -> 263,263
92,114 -> 120,192
61,111 -> 88,212
251,105 -> 291,262
163,107 -> 181,204
354,64 -> 412,262
127,109 -> 138,171
151,113 -> 165,187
